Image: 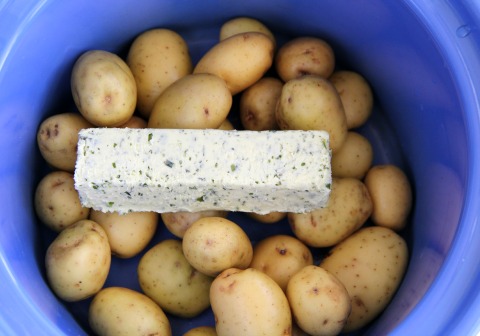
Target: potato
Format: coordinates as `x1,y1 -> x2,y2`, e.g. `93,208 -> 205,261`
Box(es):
89,287 -> 171,336
161,210 -> 228,238
127,28 -> 192,118
193,32 -> 275,95
275,37 -> 335,82
118,115 -> 147,128
331,131 -> 373,179
246,211 -> 286,224
183,326 -> 217,336
286,265 -> 351,336
249,235 -> 313,291
37,112 -> 93,172
320,226 -> 408,333
182,217 -> 253,277
71,50 -> 137,127
330,70 -> 373,129
275,75 -> 348,152
148,73 -> 232,129
138,239 -> 213,318
217,118 -> 235,130
364,164 -> 413,231
289,177 -> 372,248
45,219 -> 111,301
34,171 -> 90,232
210,268 -> 292,336
239,77 -> 282,130
89,210 -> 158,258
219,17 -> 275,45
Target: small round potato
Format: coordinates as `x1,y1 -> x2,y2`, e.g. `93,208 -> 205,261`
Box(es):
118,115 -> 147,128
37,112 -> 93,172
219,17 -> 275,45
246,211 -> 286,224
249,234 -> 313,291
148,73 -> 232,129
239,77 -> 283,130
320,226 -> 408,333
45,219 -> 111,302
193,32 -> 275,95
286,265 -> 351,336
34,171 -> 90,232
289,177 -> 373,248
364,164 -> 413,231
182,217 -> 253,277
275,37 -> 335,82
161,210 -> 228,238
89,210 -> 158,258
127,28 -> 192,118
210,268 -> 292,336
71,50 -> 137,127
138,239 -> 213,318
275,75 -> 348,152
217,118 -> 235,130
183,326 -> 217,336
89,287 -> 171,336
330,70 -> 373,129
331,131 -> 373,179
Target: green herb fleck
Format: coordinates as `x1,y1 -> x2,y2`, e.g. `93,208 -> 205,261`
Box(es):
196,195 -> 205,202
164,160 -> 174,168
107,201 -> 114,207
148,133 -> 153,142
301,162 -> 306,166
112,162 -> 116,168
230,164 -> 237,172
113,143 -> 118,148
326,183 -> 331,189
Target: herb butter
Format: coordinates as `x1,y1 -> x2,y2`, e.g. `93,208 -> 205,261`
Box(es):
74,128 -> 332,214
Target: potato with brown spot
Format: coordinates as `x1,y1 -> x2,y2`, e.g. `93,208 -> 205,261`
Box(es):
331,131 -> 373,179
89,210 -> 158,258
249,235 -> 313,291
330,70 -> 373,129
286,265 -> 351,336
183,326 -> 217,336
127,28 -> 192,118
37,112 -> 93,172
71,50 -> 137,127
89,287 -> 171,336
275,75 -> 347,152
275,37 -> 335,82
320,226 -> 408,333
148,73 -> 232,129
182,217 -> 253,277
193,32 -> 275,95
240,77 -> 283,130
118,115 -> 147,128
161,210 -> 228,238
210,268 -> 292,336
138,239 -> 213,318
45,219 -> 111,301
289,177 -> 372,248
364,164 -> 413,231
34,171 -> 90,232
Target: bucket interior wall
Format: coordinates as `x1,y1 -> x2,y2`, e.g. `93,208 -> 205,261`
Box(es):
0,0 -> 478,335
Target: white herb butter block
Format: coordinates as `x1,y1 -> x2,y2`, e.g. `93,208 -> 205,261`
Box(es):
74,128 -> 332,214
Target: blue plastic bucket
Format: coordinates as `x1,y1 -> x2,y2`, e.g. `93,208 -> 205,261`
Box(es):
1,1 -> 480,335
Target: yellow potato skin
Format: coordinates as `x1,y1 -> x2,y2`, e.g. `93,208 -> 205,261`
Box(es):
220,17 -> 275,44
364,164 -> 413,231
89,287 -> 171,336
289,177 -> 373,248
275,75 -> 348,152
138,239 -> 214,318
320,226 -> 408,333
161,210 -> 228,238
89,210 -> 158,258
45,219 -> 110,302
148,73 -> 232,129
127,28 -> 192,118
71,50 -> 137,127
36,112 -> 93,172
210,268 -> 292,336
331,131 -> 373,179
183,326 -> 218,336
193,32 -> 275,95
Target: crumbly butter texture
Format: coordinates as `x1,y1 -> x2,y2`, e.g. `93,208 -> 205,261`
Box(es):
74,128 -> 332,214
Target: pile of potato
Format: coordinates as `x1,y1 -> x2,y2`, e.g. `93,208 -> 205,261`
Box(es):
34,17 -> 413,336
